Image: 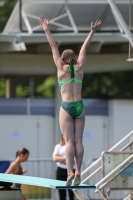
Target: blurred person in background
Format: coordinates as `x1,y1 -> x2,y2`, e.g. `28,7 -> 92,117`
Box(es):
53,135 -> 75,200
6,147 -> 29,200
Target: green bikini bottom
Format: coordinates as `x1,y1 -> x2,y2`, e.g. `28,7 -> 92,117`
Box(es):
61,100 -> 84,118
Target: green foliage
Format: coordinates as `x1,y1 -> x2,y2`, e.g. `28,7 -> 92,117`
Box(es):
0,71 -> 133,98
0,0 -> 17,32
16,84 -> 29,98
36,76 -> 56,98
82,71 -> 133,97
0,79 -> 6,97
15,79 -> 29,97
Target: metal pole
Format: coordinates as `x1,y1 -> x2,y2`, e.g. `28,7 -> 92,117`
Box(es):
95,153 -> 133,187
107,0 -> 133,47
19,0 -> 23,32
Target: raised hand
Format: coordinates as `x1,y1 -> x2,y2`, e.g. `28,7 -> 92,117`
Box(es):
39,15 -> 49,31
22,169 -> 27,174
90,20 -> 102,32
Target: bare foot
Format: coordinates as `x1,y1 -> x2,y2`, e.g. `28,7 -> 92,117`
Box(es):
72,175 -> 81,186
66,173 -> 75,186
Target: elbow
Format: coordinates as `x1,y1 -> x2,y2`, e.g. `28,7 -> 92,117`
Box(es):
51,43 -> 56,48
51,43 -> 57,51
52,156 -> 57,162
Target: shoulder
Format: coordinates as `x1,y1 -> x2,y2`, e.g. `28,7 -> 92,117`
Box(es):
55,144 -> 60,148
10,161 -> 19,169
53,144 -> 60,155
57,64 -> 68,72
11,161 -> 17,166
54,144 -> 60,151
6,161 -> 17,173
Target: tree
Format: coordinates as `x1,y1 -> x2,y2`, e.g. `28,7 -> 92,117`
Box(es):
0,0 -> 17,32
82,71 -> 133,98
35,76 -> 55,98
0,79 -> 6,97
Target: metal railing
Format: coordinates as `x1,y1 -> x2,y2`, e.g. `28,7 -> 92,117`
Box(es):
73,130 -> 133,200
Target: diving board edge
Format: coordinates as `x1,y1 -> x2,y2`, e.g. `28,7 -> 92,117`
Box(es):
55,185 -> 96,190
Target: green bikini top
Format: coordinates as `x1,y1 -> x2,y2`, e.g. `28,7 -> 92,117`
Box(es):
58,65 -> 82,88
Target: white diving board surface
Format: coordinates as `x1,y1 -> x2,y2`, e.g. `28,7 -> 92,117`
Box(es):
0,173 -> 95,190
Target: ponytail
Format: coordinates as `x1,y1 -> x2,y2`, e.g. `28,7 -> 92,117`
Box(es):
69,61 -> 75,79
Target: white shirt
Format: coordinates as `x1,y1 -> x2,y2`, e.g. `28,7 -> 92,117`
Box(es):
53,144 -> 76,169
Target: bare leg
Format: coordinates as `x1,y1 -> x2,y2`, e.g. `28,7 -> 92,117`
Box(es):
74,110 -> 85,176
59,107 -> 75,183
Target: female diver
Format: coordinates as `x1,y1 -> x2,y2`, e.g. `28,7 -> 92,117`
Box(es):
39,16 -> 102,186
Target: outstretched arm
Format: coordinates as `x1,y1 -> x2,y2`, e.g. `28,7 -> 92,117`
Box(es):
77,20 -> 102,66
39,16 -> 64,68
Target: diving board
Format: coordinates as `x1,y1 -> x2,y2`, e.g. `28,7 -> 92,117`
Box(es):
0,173 -> 95,190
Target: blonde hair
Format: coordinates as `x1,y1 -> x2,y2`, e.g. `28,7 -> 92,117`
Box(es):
60,134 -> 65,146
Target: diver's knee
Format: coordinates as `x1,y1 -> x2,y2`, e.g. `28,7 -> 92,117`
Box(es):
66,139 -> 74,145
74,139 -> 82,145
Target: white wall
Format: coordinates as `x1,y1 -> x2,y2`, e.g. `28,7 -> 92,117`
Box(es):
83,116 -> 108,167
0,115 -> 54,159
0,114 -> 108,170
0,99 -> 133,170
108,100 -> 133,147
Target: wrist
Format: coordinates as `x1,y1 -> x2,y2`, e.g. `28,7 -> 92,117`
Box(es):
90,29 -> 95,33
44,28 -> 49,32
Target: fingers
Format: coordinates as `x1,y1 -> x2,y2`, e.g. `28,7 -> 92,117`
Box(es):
97,20 -> 102,26
95,19 -> 102,27
39,15 -> 49,26
39,15 -> 43,26
90,19 -> 102,31
46,20 -> 49,26
39,16 -> 44,24
95,20 -> 99,24
91,19 -> 102,29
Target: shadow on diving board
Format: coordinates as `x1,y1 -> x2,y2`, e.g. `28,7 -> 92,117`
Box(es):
0,173 -> 95,190
55,185 -> 96,190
